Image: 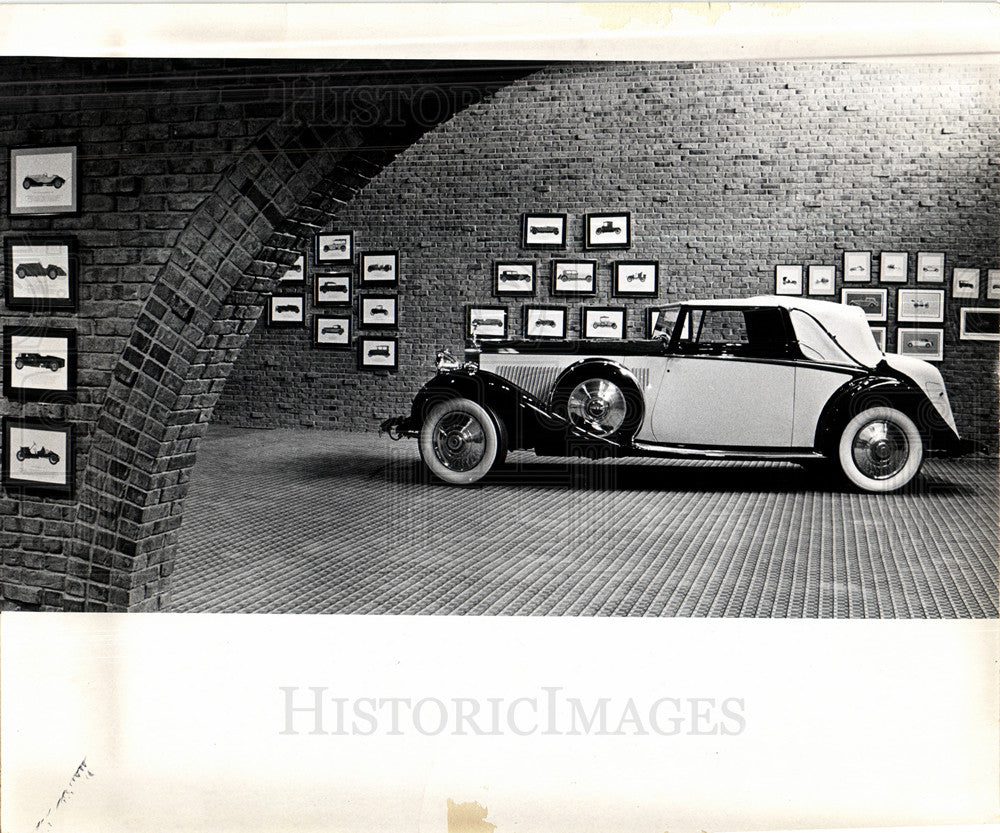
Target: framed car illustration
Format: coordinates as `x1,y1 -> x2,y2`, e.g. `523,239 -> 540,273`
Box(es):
521,213 -> 567,249
584,211 -> 631,250
3,326 -> 76,403
277,254 -> 306,286
987,269 -> 1000,301
9,146 -> 78,216
897,289 -> 944,323
360,294 -> 398,329
869,326 -> 887,353
2,417 -> 74,497
313,272 -> 351,306
959,308 -> 1000,341
313,315 -> 352,349
315,231 -> 353,264
266,293 -> 305,327
916,251 -> 945,283
524,306 -> 567,339
613,261 -> 659,297
466,305 -> 508,340
551,260 -> 597,296
897,327 -> 943,362
360,250 -> 399,287
775,265 -> 803,295
3,235 -> 78,311
808,265 -> 836,296
843,251 -> 872,282
952,267 -> 980,299
493,261 -> 535,297
879,251 -> 908,283
582,306 -> 626,339
358,336 -> 398,370
841,288 -> 887,321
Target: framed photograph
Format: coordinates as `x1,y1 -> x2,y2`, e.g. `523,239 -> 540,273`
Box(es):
315,232 -> 353,264
313,315 -> 351,349
841,288 -> 887,321
582,306 -> 626,339
466,305 -> 508,340
869,326 -> 887,353
843,251 -> 872,282
9,146 -> 78,216
808,265 -> 836,296
360,294 -> 398,329
897,289 -> 944,323
879,251 -> 908,283
3,326 -> 76,402
897,327 -> 944,362
2,417 -> 74,497
493,261 -> 535,296
551,260 -> 597,296
524,306 -> 567,339
775,264 -> 803,295
357,336 -> 398,370
916,251 -> 945,283
360,250 -> 399,287
313,272 -> 351,306
584,211 -> 631,250
521,213 -> 567,249
953,267 -> 980,299
959,308 -> 1000,341
266,294 -> 305,327
277,254 -> 305,285
613,261 -> 659,297
3,235 -> 78,311
987,269 -> 1000,301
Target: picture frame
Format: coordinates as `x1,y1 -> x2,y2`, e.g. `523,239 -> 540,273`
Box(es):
987,269 -> 1000,301
775,265 -> 803,295
959,308 -> 1000,341
613,261 -> 659,297
360,250 -> 399,287
359,294 -> 398,329
466,305 -> 508,340
524,306 -> 567,339
952,267 -> 980,299
2,417 -> 74,497
897,289 -> 944,323
9,146 -> 78,216
808,265 -> 836,296
313,272 -> 352,306
584,211 -> 631,250
277,254 -> 306,286
493,261 -> 536,296
3,235 -> 79,311
313,315 -> 352,349
357,336 -> 398,370
916,252 -> 945,283
3,326 -> 77,403
843,251 -> 872,282
879,251 -> 908,283
315,231 -> 353,264
582,306 -> 626,339
897,327 -> 944,362
869,326 -> 887,353
840,288 -> 887,321
551,260 -> 597,296
521,213 -> 567,249
266,293 -> 305,327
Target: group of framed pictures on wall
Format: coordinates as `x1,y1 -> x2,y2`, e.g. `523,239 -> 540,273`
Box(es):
521,211 -> 632,251
494,259 -> 660,298
265,231 -> 400,370
467,305 -> 676,341
2,145 -> 81,497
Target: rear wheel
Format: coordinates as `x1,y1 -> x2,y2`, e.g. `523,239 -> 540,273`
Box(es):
837,406 -> 923,492
419,398 -> 506,485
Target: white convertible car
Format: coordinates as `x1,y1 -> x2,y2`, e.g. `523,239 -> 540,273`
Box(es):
382,296 -> 968,492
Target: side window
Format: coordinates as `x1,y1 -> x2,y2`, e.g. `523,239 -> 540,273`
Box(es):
676,308 -> 791,357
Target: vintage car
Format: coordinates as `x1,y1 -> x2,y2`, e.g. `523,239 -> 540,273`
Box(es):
320,281 -> 348,294
274,304 -> 299,314
369,305 -> 389,316
530,225 -> 559,235
14,262 -> 65,280
498,270 -> 528,282
472,317 -> 503,329
23,173 -> 65,189
906,338 -> 935,349
381,296 -> 967,492
368,345 -> 391,358
534,318 -> 557,328
958,280 -> 975,290
16,444 -> 60,465
322,324 -> 345,335
592,315 -> 618,330
626,272 -> 647,283
14,353 -> 65,372
367,263 -> 393,272
323,241 -> 347,253
595,221 -> 621,235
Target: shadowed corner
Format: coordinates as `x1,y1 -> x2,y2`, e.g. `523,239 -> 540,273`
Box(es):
447,799 -> 496,833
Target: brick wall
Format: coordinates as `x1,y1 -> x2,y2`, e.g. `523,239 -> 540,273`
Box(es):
216,62 -> 1000,451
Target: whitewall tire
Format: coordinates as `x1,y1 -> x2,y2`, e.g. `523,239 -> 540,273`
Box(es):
837,406 -> 923,493
419,398 -> 505,485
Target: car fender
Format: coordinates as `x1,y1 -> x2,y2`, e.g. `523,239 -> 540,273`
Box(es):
549,358 -> 646,436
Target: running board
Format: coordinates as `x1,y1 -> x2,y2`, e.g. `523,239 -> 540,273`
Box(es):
631,443 -> 825,462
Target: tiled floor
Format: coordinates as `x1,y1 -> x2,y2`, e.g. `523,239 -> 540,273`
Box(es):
171,426 -> 999,617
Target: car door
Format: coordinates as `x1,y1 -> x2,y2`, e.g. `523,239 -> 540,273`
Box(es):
649,306 -> 796,448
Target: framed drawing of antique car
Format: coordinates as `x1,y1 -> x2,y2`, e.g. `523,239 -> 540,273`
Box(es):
381,296 -> 968,493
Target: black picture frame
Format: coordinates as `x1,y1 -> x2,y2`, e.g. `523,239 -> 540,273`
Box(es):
960,308 -> 1000,341
581,306 -> 627,339
523,306 -> 568,339
358,336 -> 399,370
3,325 -> 77,403
277,254 -> 306,286
315,231 -> 354,264
466,305 -> 508,340
313,272 -> 352,306
313,315 -> 352,349
4,234 -> 79,311
775,265 -> 803,295
613,261 -> 659,297
843,251 -> 872,283
521,213 -> 568,249
3,416 -> 74,497
493,261 -> 536,297
584,211 -> 631,250
551,259 -> 598,296
9,145 -> 79,216
841,288 -> 887,322
360,294 -> 398,329
360,250 -> 399,287
266,294 -> 305,327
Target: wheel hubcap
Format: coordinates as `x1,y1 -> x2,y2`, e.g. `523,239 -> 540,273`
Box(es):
567,379 -> 627,436
852,419 -> 909,480
432,412 -> 486,472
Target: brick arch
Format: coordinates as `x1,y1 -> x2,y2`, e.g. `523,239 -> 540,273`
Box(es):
69,64 -> 544,611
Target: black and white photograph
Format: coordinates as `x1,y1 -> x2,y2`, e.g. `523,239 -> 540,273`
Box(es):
807,264 -> 835,296
613,260 -> 659,297
277,254 -> 305,285
879,251 -> 908,283
357,335 -> 398,370
3,235 -> 78,311
492,260 -> 535,296
315,231 -> 353,264
360,250 -> 399,286
584,211 -> 630,249
313,271 -> 351,305
988,268 -> 1000,300
869,325 -> 887,353
312,315 -> 351,349
581,305 -> 626,338
521,212 -> 567,249
843,250 -> 872,281
774,264 -> 803,295
8,145 -> 78,215
265,293 -> 304,327
2,417 -> 73,496
897,327 -> 944,362
898,288 -> 945,323
523,306 -> 567,339
3,325 -> 76,401
841,287 -> 887,321
953,267 -> 980,298
466,304 -> 507,339
960,307 -> 1000,341
550,259 -> 597,295
916,251 -> 945,282
359,294 -> 398,329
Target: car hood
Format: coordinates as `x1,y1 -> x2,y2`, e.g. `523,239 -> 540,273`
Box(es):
882,353 -> 958,434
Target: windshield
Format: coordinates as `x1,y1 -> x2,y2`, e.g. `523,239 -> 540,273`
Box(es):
650,305 -> 684,339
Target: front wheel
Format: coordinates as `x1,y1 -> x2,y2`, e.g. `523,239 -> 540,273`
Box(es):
419,398 -> 506,485
837,406 -> 923,492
